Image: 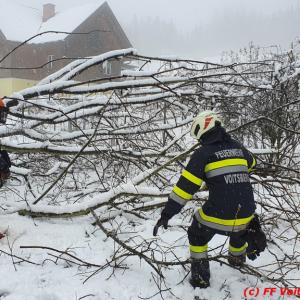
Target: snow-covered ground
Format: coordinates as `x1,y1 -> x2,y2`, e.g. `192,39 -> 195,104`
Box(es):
0,204 -> 298,300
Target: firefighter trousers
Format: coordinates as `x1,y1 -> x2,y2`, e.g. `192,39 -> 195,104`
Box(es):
187,217 -> 248,259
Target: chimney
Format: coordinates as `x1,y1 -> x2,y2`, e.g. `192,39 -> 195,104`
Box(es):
43,3 -> 55,22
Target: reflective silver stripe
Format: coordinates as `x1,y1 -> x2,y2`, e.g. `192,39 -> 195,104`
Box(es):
206,165 -> 248,178
194,212 -> 248,232
169,191 -> 187,206
190,251 -> 208,259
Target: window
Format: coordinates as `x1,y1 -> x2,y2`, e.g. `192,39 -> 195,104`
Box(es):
103,60 -> 112,75
47,54 -> 55,69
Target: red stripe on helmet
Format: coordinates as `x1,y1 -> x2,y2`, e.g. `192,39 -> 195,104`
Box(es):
204,116 -> 213,129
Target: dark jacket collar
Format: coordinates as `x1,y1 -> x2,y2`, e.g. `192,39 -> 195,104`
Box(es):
200,126 -> 231,145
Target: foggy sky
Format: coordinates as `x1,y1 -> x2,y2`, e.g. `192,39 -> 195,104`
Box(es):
17,0 -> 300,29
8,0 -> 300,58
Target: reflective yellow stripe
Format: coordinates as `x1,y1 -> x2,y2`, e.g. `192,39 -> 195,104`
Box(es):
205,158 -> 248,172
173,186 -> 193,200
182,170 -> 203,186
198,208 -> 254,226
190,244 -> 208,253
229,243 -> 248,253
249,157 -> 256,172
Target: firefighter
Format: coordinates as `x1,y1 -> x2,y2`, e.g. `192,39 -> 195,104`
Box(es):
0,97 -> 18,240
153,110 -> 259,288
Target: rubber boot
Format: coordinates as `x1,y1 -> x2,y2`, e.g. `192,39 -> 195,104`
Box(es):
228,253 -> 246,267
189,259 -> 210,288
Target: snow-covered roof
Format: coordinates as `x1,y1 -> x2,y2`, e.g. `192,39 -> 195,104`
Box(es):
0,1 -> 103,43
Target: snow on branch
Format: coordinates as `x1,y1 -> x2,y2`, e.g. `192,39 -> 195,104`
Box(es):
0,45 -> 299,294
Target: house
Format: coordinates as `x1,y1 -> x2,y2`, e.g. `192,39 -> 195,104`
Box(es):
0,1 -> 132,97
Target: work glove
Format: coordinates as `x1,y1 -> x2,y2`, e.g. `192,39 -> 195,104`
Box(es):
243,214 -> 267,260
246,229 -> 266,260
153,214 -> 169,236
6,99 -> 19,108
246,243 -> 261,261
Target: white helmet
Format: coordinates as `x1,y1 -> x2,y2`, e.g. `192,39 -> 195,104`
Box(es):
190,110 -> 223,140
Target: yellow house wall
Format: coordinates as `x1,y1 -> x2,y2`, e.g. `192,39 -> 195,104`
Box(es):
0,78 -> 37,97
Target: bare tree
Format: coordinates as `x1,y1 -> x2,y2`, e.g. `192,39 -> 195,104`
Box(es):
0,41 -> 299,298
